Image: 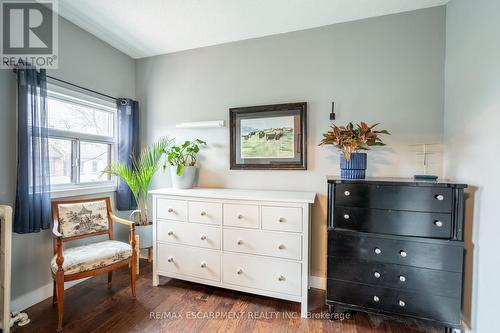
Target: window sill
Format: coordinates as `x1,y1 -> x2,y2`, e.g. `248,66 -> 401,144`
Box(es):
50,184 -> 117,199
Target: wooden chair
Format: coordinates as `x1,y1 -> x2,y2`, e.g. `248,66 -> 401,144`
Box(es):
51,197 -> 137,332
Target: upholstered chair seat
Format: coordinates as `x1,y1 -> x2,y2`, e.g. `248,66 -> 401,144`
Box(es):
50,240 -> 132,275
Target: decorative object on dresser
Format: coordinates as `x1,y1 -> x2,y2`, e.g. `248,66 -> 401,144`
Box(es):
326,177 -> 467,333
229,102 -> 307,170
320,122 -> 389,179
150,188 -> 315,317
164,139 -> 207,189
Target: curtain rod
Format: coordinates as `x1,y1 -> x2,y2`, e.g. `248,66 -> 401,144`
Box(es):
47,75 -> 118,101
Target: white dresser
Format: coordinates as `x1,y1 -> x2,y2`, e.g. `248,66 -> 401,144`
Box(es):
150,188 -> 316,317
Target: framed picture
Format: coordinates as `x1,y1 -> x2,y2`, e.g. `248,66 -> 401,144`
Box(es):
230,102 -> 307,170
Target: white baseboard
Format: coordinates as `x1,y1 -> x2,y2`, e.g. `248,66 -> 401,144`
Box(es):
309,275 -> 326,290
11,278 -> 89,312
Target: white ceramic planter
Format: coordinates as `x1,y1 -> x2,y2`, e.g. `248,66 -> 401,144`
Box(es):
170,165 -> 197,189
135,223 -> 153,249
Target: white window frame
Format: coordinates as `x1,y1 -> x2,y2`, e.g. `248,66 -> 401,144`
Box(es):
47,83 -> 118,198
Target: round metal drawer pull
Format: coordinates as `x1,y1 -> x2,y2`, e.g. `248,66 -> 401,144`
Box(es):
200,211 -> 207,216
278,275 -> 286,281
374,248 -> 382,255
237,214 -> 243,219
398,300 -> 406,307
278,217 -> 286,223
167,208 -> 174,213
237,239 -> 243,245
435,194 -> 444,201
278,244 -> 285,250
399,275 -> 406,282
167,231 -> 174,236
400,250 -> 407,258
373,296 -> 380,302
167,256 -> 174,263
200,235 -> 207,240
236,268 -> 243,275
200,262 -> 207,268
344,190 -> 351,196
434,220 -> 443,227
373,272 -> 381,279
343,214 -> 350,220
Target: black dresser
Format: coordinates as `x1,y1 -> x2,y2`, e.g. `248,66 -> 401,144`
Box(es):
326,177 -> 467,332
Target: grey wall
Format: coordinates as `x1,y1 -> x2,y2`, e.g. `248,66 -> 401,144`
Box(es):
0,16 -> 135,306
136,7 -> 446,278
444,0 -> 500,332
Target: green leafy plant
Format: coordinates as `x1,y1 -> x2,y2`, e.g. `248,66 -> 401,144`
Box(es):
102,137 -> 173,225
319,122 -> 389,160
164,139 -> 207,176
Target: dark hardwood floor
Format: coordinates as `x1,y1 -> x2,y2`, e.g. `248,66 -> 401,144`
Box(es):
13,260 -> 442,333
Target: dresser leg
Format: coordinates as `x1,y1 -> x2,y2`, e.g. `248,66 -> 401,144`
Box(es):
153,274 -> 159,287
300,299 -> 308,318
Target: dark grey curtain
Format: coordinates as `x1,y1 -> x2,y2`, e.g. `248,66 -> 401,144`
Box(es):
116,98 -> 139,210
14,67 -> 51,233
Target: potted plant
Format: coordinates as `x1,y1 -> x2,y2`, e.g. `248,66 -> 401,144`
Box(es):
320,122 -> 389,179
102,137 -> 173,248
164,139 -> 206,189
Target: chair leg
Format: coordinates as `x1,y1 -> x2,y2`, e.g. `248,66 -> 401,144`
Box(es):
130,259 -> 137,298
56,272 -> 64,332
108,271 -> 113,284
52,280 -> 57,306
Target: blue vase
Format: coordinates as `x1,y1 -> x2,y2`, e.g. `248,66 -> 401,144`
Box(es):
340,152 -> 367,179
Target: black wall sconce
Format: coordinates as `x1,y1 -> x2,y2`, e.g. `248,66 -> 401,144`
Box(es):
330,101 -> 336,120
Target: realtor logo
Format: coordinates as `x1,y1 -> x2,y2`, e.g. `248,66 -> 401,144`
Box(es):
1,0 -> 58,68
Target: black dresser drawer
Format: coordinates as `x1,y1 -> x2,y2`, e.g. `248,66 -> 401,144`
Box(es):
335,183 -> 453,213
327,279 -> 461,326
329,230 -> 463,272
334,207 -> 452,238
327,257 -> 461,298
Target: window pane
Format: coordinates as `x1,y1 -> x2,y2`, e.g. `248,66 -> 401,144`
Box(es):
48,138 -> 72,185
48,97 -> 113,137
80,142 -> 110,183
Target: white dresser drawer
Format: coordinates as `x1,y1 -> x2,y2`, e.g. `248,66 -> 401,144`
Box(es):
157,243 -> 221,282
222,253 -> 301,296
188,201 -> 222,225
223,204 -> 259,229
261,206 -> 302,233
157,198 -> 187,222
157,220 -> 220,250
223,228 -> 302,260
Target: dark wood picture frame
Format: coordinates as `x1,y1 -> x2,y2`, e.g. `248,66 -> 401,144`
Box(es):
230,102 -> 307,170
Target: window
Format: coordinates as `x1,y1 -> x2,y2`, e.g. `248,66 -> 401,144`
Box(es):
47,84 -> 116,194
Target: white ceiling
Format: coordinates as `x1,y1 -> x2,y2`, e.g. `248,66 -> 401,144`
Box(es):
58,0 -> 448,59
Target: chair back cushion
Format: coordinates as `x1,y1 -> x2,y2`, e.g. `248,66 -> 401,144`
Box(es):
56,200 -> 109,238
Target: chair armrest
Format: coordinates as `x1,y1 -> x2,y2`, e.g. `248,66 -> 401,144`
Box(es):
109,213 -> 136,228
52,222 -> 63,238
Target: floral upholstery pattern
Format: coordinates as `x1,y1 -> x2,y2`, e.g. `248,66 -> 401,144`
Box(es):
50,240 -> 132,275
57,200 -> 109,238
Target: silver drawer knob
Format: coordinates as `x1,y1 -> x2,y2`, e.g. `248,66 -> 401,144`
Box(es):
237,239 -> 243,245
236,268 -> 243,275
167,231 -> 174,236
237,214 -> 243,219
200,235 -> 207,240
343,214 -> 350,220
278,275 -> 286,281
278,244 -> 285,250
434,220 -> 443,227
374,247 -> 382,255
278,217 -> 286,223
200,262 -> 206,268
435,194 -> 444,201
344,190 -> 351,196
374,271 -> 381,279
200,211 -> 207,216
400,250 -> 407,258
373,296 -> 380,302
398,300 -> 406,307
168,208 -> 174,213
399,275 -> 406,282
167,256 -> 174,262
